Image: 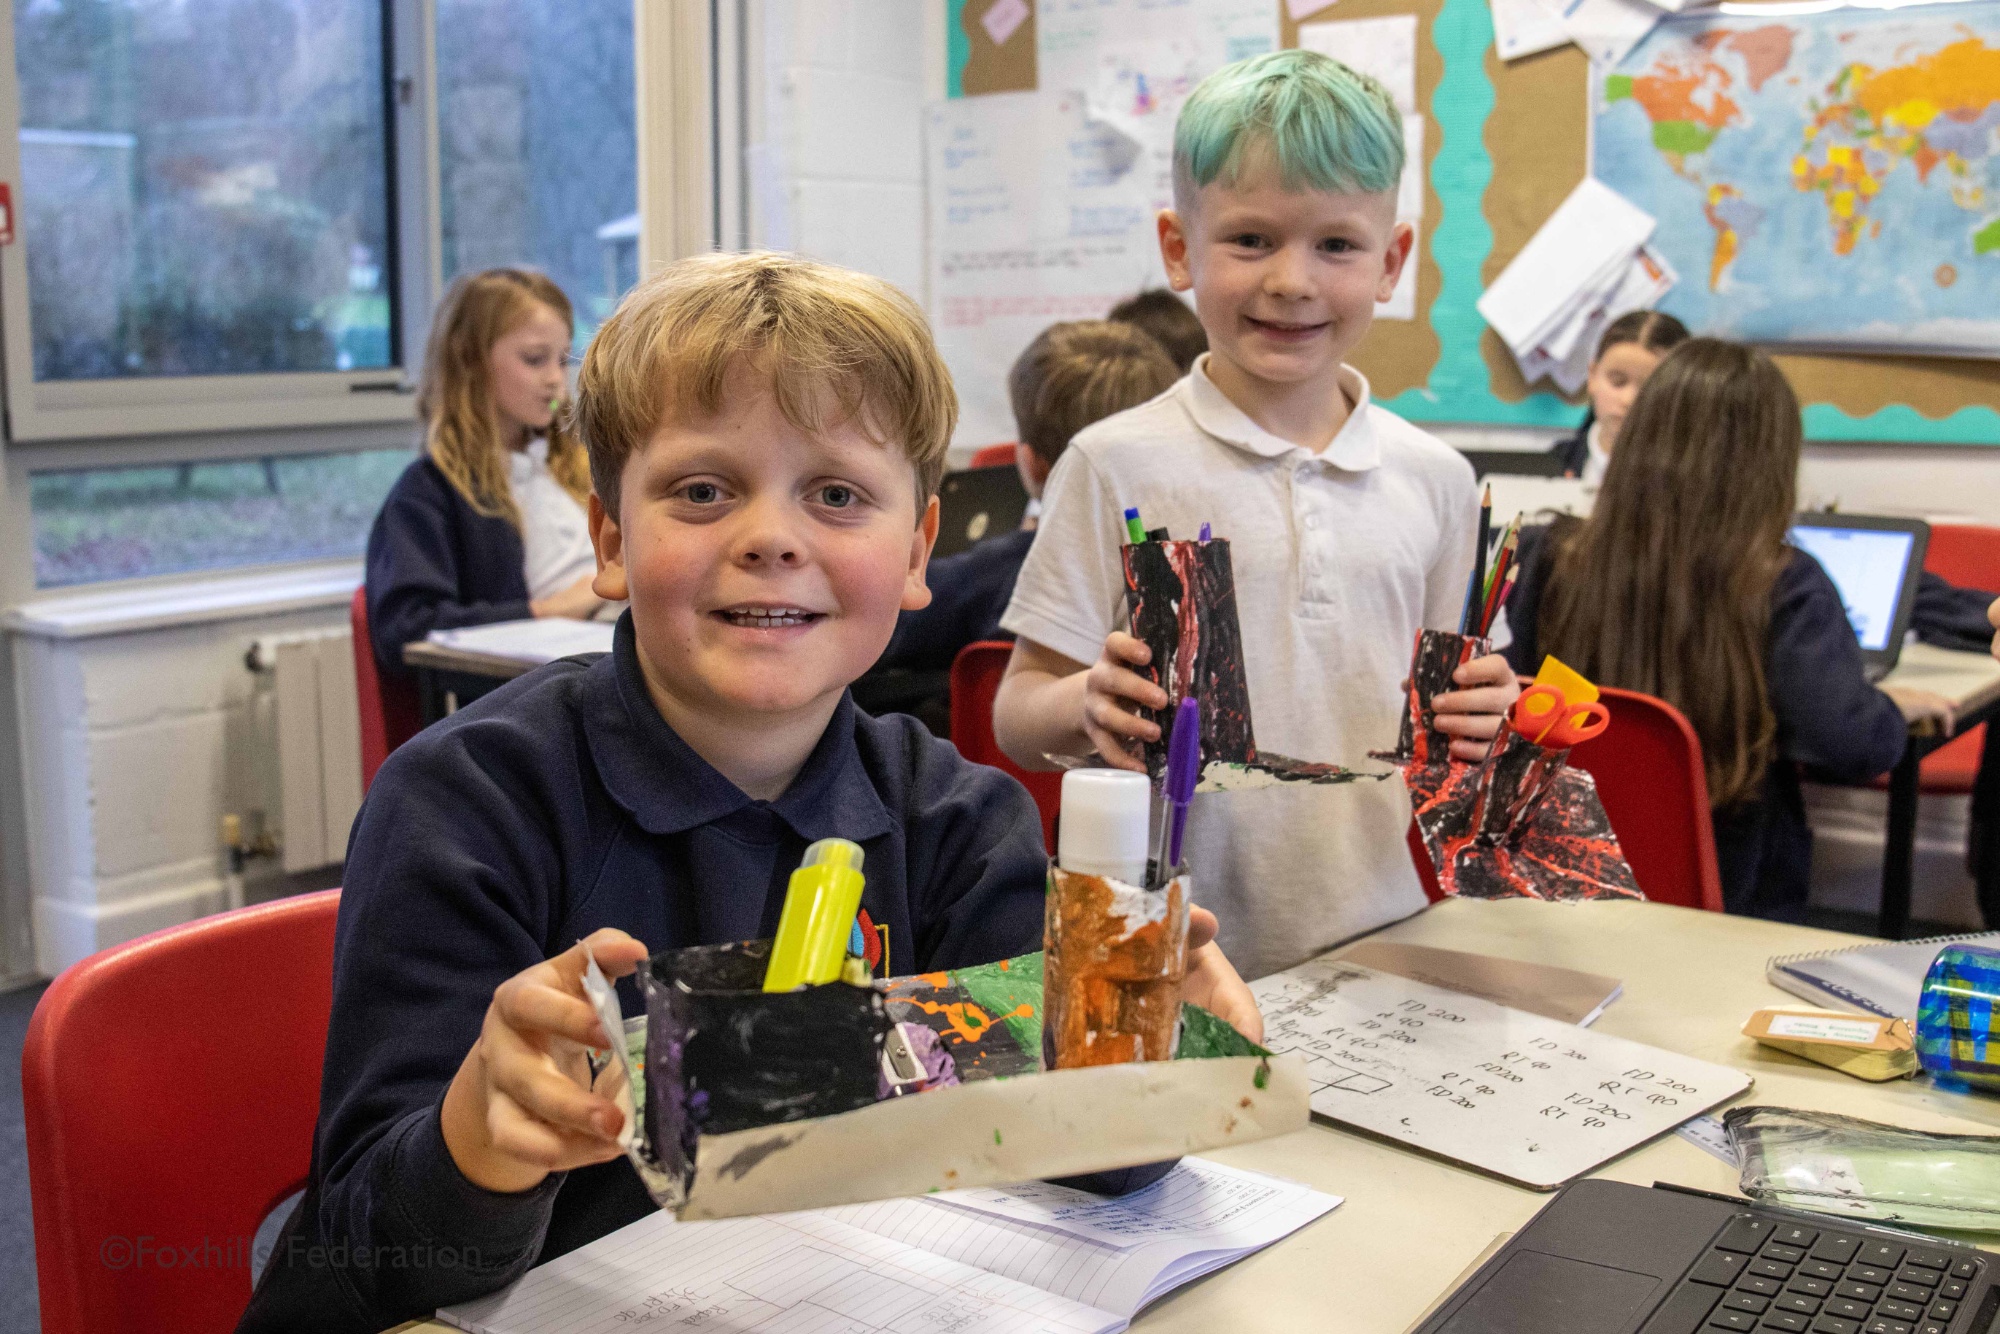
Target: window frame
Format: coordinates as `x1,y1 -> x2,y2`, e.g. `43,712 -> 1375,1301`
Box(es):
0,0 -> 437,443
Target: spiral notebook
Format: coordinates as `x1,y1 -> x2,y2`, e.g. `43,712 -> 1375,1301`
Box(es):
1766,931 -> 2000,1020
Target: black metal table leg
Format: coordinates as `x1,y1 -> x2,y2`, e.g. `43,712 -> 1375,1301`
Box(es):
1880,743 -> 1920,940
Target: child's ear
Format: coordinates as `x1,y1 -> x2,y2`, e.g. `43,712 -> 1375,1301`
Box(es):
1157,209 -> 1194,292
1377,220 -> 1417,305
589,492 -> 630,603
903,494 -> 940,612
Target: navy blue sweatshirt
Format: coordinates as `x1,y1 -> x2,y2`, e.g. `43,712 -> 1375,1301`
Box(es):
238,615 -> 1049,1333
875,527 -> 1034,673
1502,525 -> 1907,919
364,456 -> 533,677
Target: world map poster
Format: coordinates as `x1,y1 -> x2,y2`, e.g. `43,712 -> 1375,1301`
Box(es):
1593,1 -> 2000,354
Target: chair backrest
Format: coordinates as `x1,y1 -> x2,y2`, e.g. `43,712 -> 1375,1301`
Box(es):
351,586 -> 421,790
950,641 -> 1061,853
1566,687 -> 1724,912
1925,523 -> 2000,591
967,443 -> 1018,471
24,889 -> 341,1334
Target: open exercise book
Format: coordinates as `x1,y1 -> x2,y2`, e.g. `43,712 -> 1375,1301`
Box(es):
437,1159 -> 1339,1334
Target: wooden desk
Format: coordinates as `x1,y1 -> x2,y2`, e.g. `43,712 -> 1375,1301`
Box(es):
401,620 -> 617,723
389,898 -> 2000,1334
1874,642 -> 2000,937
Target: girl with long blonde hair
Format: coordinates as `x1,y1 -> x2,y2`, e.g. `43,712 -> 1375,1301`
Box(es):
365,269 -> 607,677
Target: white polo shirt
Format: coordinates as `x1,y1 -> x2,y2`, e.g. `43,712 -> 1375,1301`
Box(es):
508,437 -> 598,601
1001,358 -> 1478,981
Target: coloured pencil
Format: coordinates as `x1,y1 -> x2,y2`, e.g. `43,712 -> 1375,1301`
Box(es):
1478,516 -> 1521,632
1482,563 -> 1522,637
1460,484 -> 1492,635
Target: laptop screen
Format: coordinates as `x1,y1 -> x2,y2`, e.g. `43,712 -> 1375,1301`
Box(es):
1789,523 -> 1917,652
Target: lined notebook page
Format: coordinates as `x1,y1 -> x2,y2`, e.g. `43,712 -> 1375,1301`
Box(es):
436,1210 -> 1119,1334
828,1160 -> 1342,1317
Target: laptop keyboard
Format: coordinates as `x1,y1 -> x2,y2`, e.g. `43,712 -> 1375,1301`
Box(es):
1641,1215 -> 1985,1334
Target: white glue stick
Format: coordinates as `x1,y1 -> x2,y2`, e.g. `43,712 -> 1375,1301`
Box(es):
1058,768 -> 1151,885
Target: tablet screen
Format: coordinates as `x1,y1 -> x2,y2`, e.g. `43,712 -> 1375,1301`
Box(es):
1789,524 -> 1916,652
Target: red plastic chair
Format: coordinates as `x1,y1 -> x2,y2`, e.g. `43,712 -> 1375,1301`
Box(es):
1565,686 -> 1724,911
967,443 -> 1018,471
351,586 -> 421,790
24,889 -> 341,1334
951,641 -> 1062,853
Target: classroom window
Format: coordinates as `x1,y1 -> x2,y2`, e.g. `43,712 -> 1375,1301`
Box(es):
12,0 -> 396,381
436,0 -> 638,337
29,448 -> 415,588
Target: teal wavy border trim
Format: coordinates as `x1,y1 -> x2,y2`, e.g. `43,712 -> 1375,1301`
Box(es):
1377,0 -> 2000,445
947,0 -> 970,99
1381,0 -> 1580,430
1804,402 -> 2000,445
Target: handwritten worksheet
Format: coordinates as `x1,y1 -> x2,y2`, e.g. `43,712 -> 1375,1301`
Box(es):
1250,958 -> 1751,1189
437,1160 -> 1338,1334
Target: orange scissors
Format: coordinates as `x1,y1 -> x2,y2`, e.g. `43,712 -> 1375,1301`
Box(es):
1510,684 -> 1608,747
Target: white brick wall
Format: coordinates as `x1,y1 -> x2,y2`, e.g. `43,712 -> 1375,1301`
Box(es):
9,568 -> 358,974
753,0 -> 928,301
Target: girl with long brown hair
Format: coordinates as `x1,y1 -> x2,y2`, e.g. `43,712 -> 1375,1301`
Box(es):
365,269 -> 607,677
1501,338 -> 1950,918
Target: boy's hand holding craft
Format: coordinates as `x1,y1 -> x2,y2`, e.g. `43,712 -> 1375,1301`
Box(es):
441,928 -> 650,1195
1428,653 -> 1523,762
1081,630 -> 1169,772
1185,906 -> 1262,1043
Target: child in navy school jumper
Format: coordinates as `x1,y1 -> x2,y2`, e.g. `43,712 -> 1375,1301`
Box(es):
364,269 -> 609,680
873,319 -> 1179,673
239,253 -> 1261,1334
1500,339 -> 1957,919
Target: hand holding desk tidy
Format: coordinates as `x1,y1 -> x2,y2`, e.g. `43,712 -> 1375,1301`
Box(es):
1390,644 -> 1644,902
580,806 -> 1305,1221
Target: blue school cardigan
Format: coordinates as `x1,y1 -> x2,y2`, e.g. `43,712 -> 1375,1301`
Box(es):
1502,525 -> 1907,919
364,456 -> 534,676
237,615 -> 1051,1333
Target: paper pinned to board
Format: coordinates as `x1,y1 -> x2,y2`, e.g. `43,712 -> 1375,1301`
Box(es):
1556,0 -> 1667,67
981,0 -> 1030,48
1493,0 -> 1573,61
1378,115 -> 1425,321
1296,15 -> 1418,114
1478,179 -> 1674,391
1515,244 -> 1677,394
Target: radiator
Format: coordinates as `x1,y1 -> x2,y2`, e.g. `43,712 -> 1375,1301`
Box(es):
250,631 -> 365,874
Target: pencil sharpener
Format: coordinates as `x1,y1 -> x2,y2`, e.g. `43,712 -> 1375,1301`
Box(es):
642,939 -> 890,1185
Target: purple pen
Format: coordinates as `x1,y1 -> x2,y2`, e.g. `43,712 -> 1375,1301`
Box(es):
1198,522 -> 1211,542
1165,695 -> 1201,871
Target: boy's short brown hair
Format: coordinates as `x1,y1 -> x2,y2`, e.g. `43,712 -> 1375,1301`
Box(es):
575,251 -> 957,517
1008,321 -> 1179,468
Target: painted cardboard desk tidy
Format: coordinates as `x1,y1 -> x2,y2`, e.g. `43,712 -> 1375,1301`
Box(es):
582,937 -> 1306,1221
1121,533 -> 1379,791
1384,635 -> 1643,903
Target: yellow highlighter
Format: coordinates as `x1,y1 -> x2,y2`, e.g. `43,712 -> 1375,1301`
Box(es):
1533,654 -> 1601,733
763,838 -> 867,992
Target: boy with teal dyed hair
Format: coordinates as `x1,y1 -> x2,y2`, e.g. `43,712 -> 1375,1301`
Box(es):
996,49 -> 1522,982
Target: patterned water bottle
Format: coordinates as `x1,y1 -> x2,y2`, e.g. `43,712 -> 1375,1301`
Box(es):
1915,944 -> 2000,1092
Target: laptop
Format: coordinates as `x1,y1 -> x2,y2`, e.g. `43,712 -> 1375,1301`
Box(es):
1415,1178 -> 1996,1334
933,464 -> 1030,559
1788,513 -> 1930,681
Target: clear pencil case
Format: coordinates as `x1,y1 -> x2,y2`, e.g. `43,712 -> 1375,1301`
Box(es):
1726,1105 -> 2000,1232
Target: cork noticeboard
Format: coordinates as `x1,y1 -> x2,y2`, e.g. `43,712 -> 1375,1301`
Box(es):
946,0 -> 2000,443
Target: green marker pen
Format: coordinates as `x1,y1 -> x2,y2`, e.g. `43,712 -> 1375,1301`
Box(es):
1124,506 -> 1146,545
764,838 -> 867,991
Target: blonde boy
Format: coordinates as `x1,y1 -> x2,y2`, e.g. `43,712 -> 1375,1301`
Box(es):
241,253 -> 1257,1333
995,51 -> 1520,982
